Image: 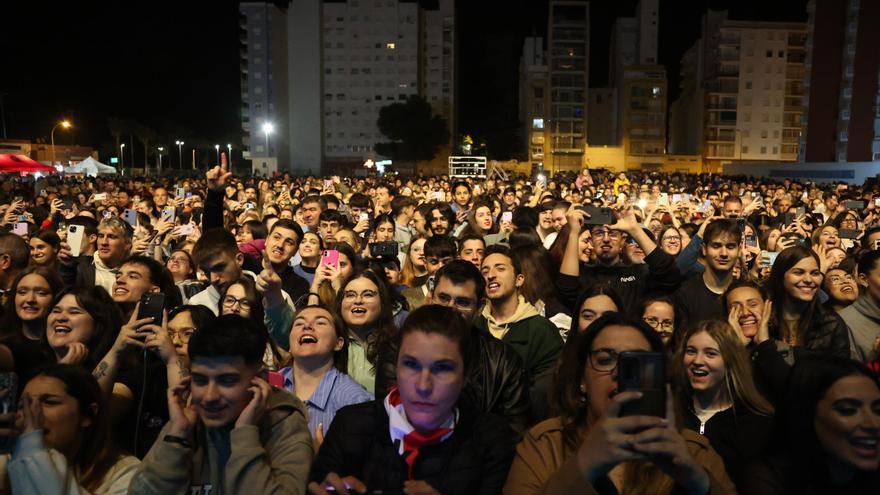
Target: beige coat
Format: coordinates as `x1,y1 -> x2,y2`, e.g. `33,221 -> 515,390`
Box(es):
503,417 -> 737,495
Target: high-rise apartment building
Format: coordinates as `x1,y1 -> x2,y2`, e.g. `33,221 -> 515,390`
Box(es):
520,37 -> 549,168
669,11 -> 806,167
239,2 -> 289,173
799,0 -> 880,162
239,0 -> 456,175
546,0 -> 589,173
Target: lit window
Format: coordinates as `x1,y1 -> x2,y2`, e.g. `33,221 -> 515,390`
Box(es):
532,118 -> 544,129
386,42 -> 396,49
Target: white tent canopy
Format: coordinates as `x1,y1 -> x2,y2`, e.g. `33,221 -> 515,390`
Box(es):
64,157 -> 117,176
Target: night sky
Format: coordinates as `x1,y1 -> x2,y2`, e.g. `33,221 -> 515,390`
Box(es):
3,0 -> 808,161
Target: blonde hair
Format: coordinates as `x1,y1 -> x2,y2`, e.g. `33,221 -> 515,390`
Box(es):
673,320 -> 774,417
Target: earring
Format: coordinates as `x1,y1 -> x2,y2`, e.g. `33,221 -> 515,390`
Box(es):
579,385 -> 587,404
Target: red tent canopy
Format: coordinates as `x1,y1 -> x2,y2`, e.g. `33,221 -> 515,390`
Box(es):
0,154 -> 56,174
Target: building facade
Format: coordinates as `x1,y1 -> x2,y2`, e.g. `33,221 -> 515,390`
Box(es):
799,0 -> 880,162
669,11 -> 806,168
546,0 -> 589,173
520,37 -> 549,170
238,0 -> 455,175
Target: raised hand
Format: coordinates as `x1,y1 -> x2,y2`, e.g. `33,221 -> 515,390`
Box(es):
256,254 -> 283,305
235,377 -> 271,428
575,391 -> 662,482
206,152 -> 232,192
630,385 -> 710,495
144,311 -> 176,364
113,303 -> 151,356
58,342 -> 90,365
167,376 -> 197,439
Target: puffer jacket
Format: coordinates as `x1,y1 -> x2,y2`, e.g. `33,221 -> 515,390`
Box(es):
375,330 -> 531,435
311,400 -> 516,494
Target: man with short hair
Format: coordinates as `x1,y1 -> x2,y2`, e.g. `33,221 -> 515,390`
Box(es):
550,201 -> 570,232
317,209 -> 344,247
374,183 -> 395,215
451,181 -> 472,214
477,245 -> 562,417
129,314 -> 313,494
535,203 -> 557,249
722,196 -> 743,218
111,256 -> 171,319
458,234 -> 485,268
347,193 -> 372,235
299,196 -> 323,233
674,219 -> 742,328
0,233 -> 29,308
391,196 -> 417,247
59,218 -> 133,294
190,229 -> 247,314
840,251 -> 880,363
411,203 -> 433,238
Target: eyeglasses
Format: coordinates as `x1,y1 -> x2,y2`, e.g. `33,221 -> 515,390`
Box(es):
590,229 -> 621,239
588,348 -> 621,373
342,290 -> 379,301
168,328 -> 195,344
663,235 -> 681,242
222,295 -> 252,310
827,274 -> 855,285
644,316 -> 675,331
434,293 -> 477,309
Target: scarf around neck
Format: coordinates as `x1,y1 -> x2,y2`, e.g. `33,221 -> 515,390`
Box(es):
384,385 -> 457,480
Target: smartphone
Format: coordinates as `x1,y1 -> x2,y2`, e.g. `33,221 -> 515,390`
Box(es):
245,202 -> 256,210
161,206 -> 176,222
12,222 -> 28,237
177,223 -> 194,236
94,193 -> 107,201
359,212 -> 370,222
137,292 -> 165,324
0,372 -> 18,454
796,207 -> 806,218
431,191 -> 445,201
67,225 -> 85,257
176,187 -> 185,198
874,240 -> 880,251
672,194 -> 681,204
123,208 -> 137,227
874,198 -> 880,208
617,351 -> 667,418
501,211 -> 513,223
845,200 -> 866,210
369,241 -> 399,258
762,251 -> 780,267
746,234 -> 758,248
658,193 -> 669,206
267,371 -> 285,389
185,192 -> 193,199
784,212 -> 797,226
839,229 -> 860,240
580,205 -> 615,225
324,179 -> 332,189
321,249 -> 340,268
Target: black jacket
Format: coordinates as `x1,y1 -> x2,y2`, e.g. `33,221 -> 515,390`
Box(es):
375,331 -> 531,435
311,400 -> 516,495
680,399 -> 774,490
555,248 -> 681,313
743,454 -> 880,495
59,254 -> 96,289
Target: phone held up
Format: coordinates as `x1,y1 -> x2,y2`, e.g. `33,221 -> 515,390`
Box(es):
617,351 -> 666,418
138,292 -> 166,325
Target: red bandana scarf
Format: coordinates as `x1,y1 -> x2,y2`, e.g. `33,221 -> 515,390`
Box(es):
384,385 -> 457,480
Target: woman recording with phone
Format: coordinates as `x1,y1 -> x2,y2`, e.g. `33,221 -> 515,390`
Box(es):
505,313 -> 735,495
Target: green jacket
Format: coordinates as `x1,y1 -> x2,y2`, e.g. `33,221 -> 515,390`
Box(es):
476,299 -> 563,383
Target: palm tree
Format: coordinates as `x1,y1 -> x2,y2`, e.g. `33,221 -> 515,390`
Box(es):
134,124 -> 157,173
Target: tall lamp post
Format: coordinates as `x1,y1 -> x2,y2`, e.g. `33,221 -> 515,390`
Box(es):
50,120 -> 72,165
262,122 -> 274,156
227,143 -> 232,170
157,147 -> 164,174
175,140 -> 184,169
120,143 -> 126,175
214,144 -> 220,163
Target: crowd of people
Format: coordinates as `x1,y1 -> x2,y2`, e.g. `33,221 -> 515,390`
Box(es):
0,157 -> 876,494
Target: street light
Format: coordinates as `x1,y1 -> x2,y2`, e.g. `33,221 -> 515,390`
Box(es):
214,144 -> 220,163
157,147 -> 164,173
175,140 -> 184,169
262,122 -> 274,156
50,120 -> 72,165
227,143 -> 232,169
120,143 -> 125,175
